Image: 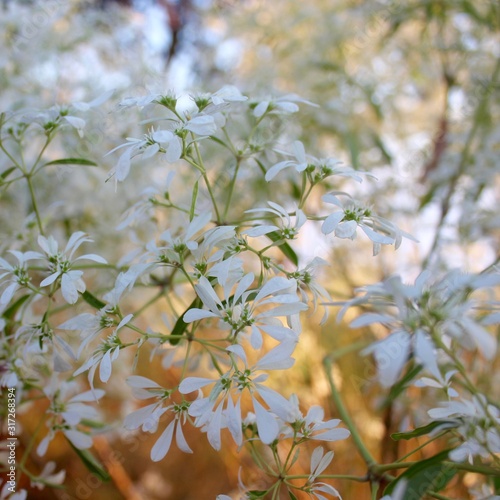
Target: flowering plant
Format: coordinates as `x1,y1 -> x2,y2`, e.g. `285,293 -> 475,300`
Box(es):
0,2 -> 499,500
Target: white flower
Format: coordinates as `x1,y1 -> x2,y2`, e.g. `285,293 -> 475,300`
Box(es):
244,201 -> 307,241
183,274 -> 306,349
123,376 -> 192,461
37,380 -> 105,456
342,270 -> 500,386
73,314 -> 132,389
414,370 -> 459,398
284,397 -> 351,443
30,462 -> 66,490
147,212 -> 213,263
0,250 -> 42,305
307,446 -> 342,499
252,94 -> 318,118
179,341 -> 297,449
321,193 -> 415,255
210,85 -> 248,106
427,395 -> 500,464
266,140 -> 375,182
38,232 -> 107,304
58,309 -> 116,357
290,257 -> 332,324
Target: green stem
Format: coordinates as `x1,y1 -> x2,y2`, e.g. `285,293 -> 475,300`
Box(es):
30,135 -> 52,175
25,174 -> 44,235
395,432 -> 446,463
223,158 -> 241,220
192,139 -> 221,222
323,358 -> 377,467
134,290 -> 165,317
17,413 -> 46,487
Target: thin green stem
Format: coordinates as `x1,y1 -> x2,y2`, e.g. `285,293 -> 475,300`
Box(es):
134,290 -> 165,317
395,432 -> 446,463
17,413 -> 46,487
30,135 -> 52,175
223,158 -> 241,220
323,358 -> 377,467
192,139 -> 221,222
25,174 -> 44,235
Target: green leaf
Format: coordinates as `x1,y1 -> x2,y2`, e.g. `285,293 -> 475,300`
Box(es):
208,135 -> 233,152
492,474 -> 500,493
266,231 -> 299,266
247,491 -> 268,499
254,158 -> 268,176
391,420 -> 458,441
2,294 -> 31,320
81,290 -> 106,310
79,419 -> 108,430
189,180 -> 199,222
66,440 -> 110,482
44,158 -> 98,167
169,297 -> 202,346
384,449 -> 457,498
1,166 -> 16,180
289,491 -> 299,500
380,362 -> 422,409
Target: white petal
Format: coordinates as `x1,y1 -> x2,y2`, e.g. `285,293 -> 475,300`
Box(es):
126,376 -> 162,389
253,101 -> 269,117
178,377 -> 215,394
253,398 -> 279,444
175,420 -> 193,453
99,350 -> 113,383
335,220 -> 358,239
151,420 -> 175,461
64,429 -> 93,449
414,330 -> 441,380
40,272 -> 60,287
76,253 -> 108,264
265,161 -> 294,181
61,273 -> 81,304
360,225 -> 394,245
1,282 -> 18,304
321,211 -> 344,235
183,308 -> 218,322
371,331 -> 411,387
207,402 -> 224,451
255,277 -> 293,302
243,225 -> 279,237
225,397 -> 242,446
312,428 -> 351,442
116,149 -> 132,182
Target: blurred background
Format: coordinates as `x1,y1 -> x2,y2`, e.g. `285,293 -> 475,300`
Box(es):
1,0 -> 499,498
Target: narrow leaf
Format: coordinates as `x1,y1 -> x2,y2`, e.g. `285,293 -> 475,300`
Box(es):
391,421 -> 457,441
381,362 -> 422,409
2,294 -> 31,320
81,291 -> 106,310
189,180 -> 199,222
170,297 -> 202,345
45,158 -> 98,166
1,167 -> 16,180
383,449 -> 457,498
66,440 -> 110,482
266,231 -> 299,266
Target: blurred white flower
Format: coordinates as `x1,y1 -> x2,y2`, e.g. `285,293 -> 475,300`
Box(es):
37,380 -> 105,456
